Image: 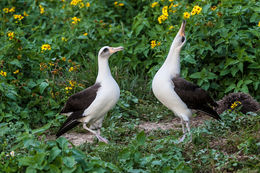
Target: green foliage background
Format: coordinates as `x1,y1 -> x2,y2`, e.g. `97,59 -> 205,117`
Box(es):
0,0 -> 259,172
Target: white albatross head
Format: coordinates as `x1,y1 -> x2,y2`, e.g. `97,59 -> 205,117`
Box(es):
98,46 -> 124,59
172,20 -> 186,50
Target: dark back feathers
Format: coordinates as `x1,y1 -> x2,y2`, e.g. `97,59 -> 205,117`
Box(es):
61,83 -> 101,113
172,77 -> 220,120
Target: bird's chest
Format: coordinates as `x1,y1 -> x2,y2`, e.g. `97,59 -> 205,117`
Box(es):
96,80 -> 120,109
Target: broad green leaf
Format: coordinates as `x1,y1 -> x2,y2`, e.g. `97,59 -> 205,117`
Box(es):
136,131 -> 146,146
49,164 -> 61,173
26,167 -> 37,173
225,84 -> 236,93
10,59 -> 22,68
48,147 -> 62,163
32,121 -> 52,135
190,72 -> 201,79
63,156 -> 77,168
56,137 -> 68,149
39,81 -> 49,94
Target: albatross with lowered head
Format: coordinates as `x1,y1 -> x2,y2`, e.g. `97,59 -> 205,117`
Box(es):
152,20 -> 220,142
56,46 -> 124,143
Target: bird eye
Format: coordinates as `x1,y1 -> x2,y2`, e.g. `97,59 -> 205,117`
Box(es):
103,48 -> 109,53
181,36 -> 185,42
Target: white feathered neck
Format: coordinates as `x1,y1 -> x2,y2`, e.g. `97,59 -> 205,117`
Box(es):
96,56 -> 112,83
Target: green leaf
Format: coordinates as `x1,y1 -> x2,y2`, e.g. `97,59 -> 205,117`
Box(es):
48,146 -> 62,163
32,121 -> 52,135
136,131 -> 146,146
190,72 -> 201,79
39,81 -> 49,94
49,164 -> 61,173
26,167 -> 37,173
225,84 -> 236,93
10,59 -> 22,68
56,137 -> 68,149
63,156 -> 77,168
27,80 -> 37,89
5,90 -> 18,101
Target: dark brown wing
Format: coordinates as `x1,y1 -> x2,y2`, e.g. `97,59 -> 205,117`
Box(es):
172,77 -> 220,120
60,83 -> 101,113
56,83 -> 101,137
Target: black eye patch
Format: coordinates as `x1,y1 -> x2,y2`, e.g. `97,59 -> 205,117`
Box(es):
103,48 -> 109,53
182,37 -> 185,42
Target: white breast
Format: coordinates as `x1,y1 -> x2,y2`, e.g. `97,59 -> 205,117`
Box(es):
152,70 -> 192,121
81,77 -> 120,124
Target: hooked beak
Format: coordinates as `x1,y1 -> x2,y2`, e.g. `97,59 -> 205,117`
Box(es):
179,20 -> 186,37
109,46 -> 124,54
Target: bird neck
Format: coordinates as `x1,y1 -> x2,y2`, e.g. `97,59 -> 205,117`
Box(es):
161,43 -> 181,77
96,57 -> 112,82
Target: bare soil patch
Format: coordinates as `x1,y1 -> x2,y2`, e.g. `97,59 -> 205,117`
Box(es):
46,113 -> 213,146
138,113 -> 211,132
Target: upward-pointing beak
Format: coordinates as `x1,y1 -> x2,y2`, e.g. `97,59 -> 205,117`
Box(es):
179,20 -> 186,37
109,46 -> 124,54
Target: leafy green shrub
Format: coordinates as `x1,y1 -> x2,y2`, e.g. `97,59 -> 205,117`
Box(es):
0,0 -> 259,172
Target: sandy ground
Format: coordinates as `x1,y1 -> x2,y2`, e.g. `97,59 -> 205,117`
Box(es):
46,113 -> 212,146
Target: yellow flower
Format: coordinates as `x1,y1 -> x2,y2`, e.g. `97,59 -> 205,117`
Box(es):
65,86 -> 73,90
183,12 -> 190,19
79,2 -> 84,8
86,2 -> 90,7
41,44 -> 51,51
169,25 -> 174,30
49,62 -> 54,66
230,101 -> 242,110
9,7 -> 15,13
157,42 -> 161,46
70,0 -> 82,6
3,8 -> 9,13
173,4 -> 179,7
72,17 -> 80,24
151,40 -> 157,49
258,21 -> 260,27
211,6 -> 217,11
162,6 -> 168,16
13,69 -> 19,74
7,32 -> 15,40
191,10 -> 196,16
39,5 -> 44,14
69,80 -> 76,87
84,32 -> 88,36
61,37 -> 67,42
169,0 -> 174,2
193,5 -> 202,14
119,3 -> 124,6
69,67 -> 74,72
151,2 -> 158,8
114,1 -> 118,6
13,14 -> 24,21
0,70 -> 7,77
61,57 -> 66,61
23,11 -> 29,16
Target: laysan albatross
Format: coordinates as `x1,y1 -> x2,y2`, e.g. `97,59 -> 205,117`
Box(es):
56,46 -> 124,143
152,20 -> 220,142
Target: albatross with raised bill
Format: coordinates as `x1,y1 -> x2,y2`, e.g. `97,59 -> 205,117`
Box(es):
56,46 -> 124,143
152,20 -> 220,142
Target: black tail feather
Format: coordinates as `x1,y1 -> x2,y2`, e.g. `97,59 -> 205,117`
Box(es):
56,120 -> 81,138
199,105 -> 221,120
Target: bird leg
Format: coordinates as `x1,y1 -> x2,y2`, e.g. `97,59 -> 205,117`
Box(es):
178,119 -> 187,143
181,119 -> 186,134
185,120 -> 192,142
83,123 -> 109,144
